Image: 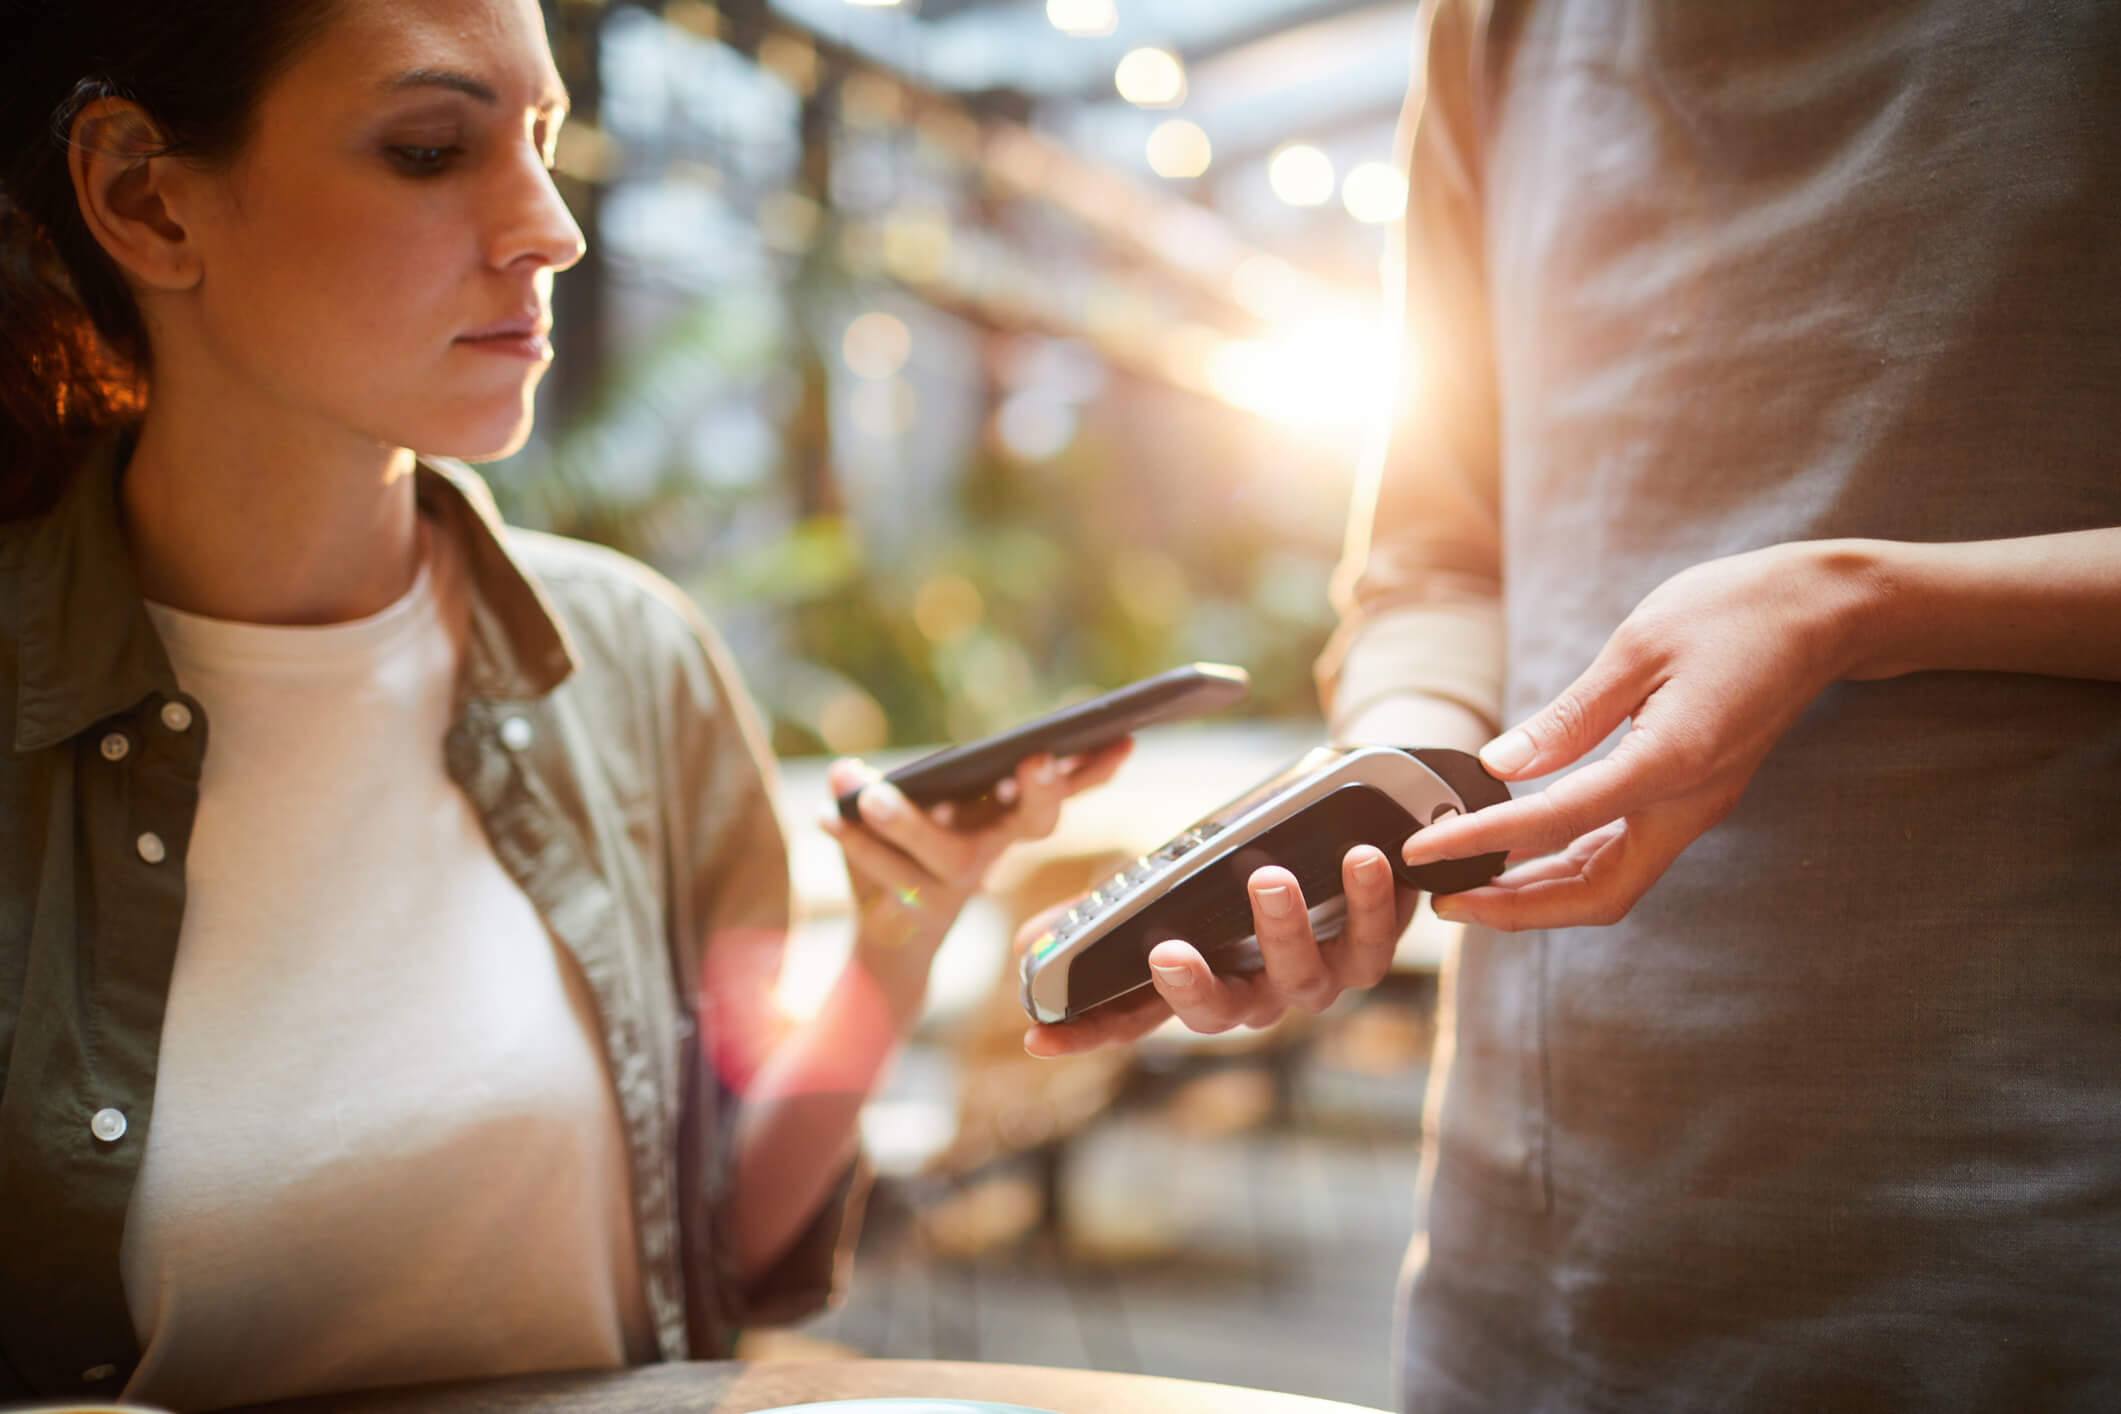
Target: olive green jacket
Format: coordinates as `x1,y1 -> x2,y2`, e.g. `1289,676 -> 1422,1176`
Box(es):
0,436 -> 856,1402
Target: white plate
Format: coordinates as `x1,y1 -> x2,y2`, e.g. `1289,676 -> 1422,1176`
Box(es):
754,1401 -> 1061,1414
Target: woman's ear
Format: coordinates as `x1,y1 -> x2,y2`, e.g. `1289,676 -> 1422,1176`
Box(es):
67,96 -> 204,293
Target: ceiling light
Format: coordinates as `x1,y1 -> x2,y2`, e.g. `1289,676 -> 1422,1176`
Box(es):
1047,0 -> 1117,38
1268,143 -> 1335,208
1145,119 -> 1212,180
1342,159 -> 1408,224
1114,47 -> 1185,107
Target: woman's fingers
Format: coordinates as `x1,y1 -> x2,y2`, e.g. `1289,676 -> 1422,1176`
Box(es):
1474,823 -> 1623,890
1400,750 -> 1638,867
1249,868 -> 1340,1014
1145,938 -> 1277,1034
852,777 -> 985,889
821,811 -> 948,909
1433,803 -> 1706,932
992,739 -> 1133,846
998,754 -> 1067,844
1059,737 -> 1134,792
1477,638 -> 1651,781
1337,846 -> 1404,991
832,735 -> 1131,885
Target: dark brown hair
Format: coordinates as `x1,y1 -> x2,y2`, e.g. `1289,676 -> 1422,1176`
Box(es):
0,2 -> 338,517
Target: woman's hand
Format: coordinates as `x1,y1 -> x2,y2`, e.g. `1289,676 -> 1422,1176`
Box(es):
1021,846 -> 1419,1057
1399,542 -> 1876,931
821,742 -> 1132,1027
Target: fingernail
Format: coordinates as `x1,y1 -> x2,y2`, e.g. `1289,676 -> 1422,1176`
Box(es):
1033,755 -> 1057,784
1433,896 -> 1464,921
1150,962 -> 1191,989
860,785 -> 905,823
1352,851 -> 1389,888
1403,835 -> 1441,866
1480,729 -> 1535,775
996,777 -> 1020,806
1255,883 -> 1294,919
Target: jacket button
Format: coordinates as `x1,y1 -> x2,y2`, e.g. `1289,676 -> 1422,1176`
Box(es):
500,716 -> 535,750
136,832 -> 167,864
161,700 -> 195,732
91,1108 -> 128,1143
100,732 -> 132,762
81,1363 -> 118,1383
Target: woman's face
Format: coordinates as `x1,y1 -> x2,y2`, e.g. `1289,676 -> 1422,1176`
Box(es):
177,0 -> 585,461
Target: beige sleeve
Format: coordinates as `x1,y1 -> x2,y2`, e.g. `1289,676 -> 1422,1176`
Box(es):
1318,0 -> 1506,740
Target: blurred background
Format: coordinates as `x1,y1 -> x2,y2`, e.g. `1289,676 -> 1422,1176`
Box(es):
511,2 -> 1439,1406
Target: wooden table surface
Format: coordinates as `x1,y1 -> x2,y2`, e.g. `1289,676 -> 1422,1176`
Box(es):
224,1358 -> 1392,1414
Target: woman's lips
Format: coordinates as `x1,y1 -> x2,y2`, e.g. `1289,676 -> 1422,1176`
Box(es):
456,317 -> 552,360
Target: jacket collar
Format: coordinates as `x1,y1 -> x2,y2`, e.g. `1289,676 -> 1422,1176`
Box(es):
414,454 -> 577,705
10,431 -> 575,754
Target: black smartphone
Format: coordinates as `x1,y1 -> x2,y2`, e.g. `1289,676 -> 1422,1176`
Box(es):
835,662 -> 1251,823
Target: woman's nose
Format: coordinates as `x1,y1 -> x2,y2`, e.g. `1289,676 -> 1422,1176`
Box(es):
491,146 -> 587,273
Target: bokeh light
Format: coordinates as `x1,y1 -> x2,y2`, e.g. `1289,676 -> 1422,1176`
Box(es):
1145,119 -> 1213,180
1115,48 -> 1186,108
818,689 -> 888,755
913,574 -> 985,645
995,391 -> 1080,462
842,311 -> 912,379
1046,0 -> 1117,37
1342,159 -> 1409,224
1268,143 -> 1335,207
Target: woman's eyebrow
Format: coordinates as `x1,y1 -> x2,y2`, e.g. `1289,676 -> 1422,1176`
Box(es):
386,68 -> 497,103
383,67 -> 570,115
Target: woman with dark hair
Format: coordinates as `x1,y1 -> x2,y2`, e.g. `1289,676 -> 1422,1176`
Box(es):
0,2 -> 1124,1407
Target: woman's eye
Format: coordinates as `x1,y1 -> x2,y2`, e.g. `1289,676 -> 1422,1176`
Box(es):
387,144 -> 464,176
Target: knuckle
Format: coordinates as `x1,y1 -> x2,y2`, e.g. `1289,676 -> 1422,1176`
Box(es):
1247,1001 -> 1288,1029
1285,975 -> 1337,1013
1540,689 -> 1593,754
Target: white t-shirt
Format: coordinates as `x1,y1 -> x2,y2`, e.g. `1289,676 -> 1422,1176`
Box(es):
121,521 -> 655,1411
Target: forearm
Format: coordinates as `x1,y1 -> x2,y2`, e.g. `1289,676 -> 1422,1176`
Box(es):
1334,692 -> 1493,756
1321,598 -> 1505,743
1828,529 -> 2121,682
727,954 -> 908,1280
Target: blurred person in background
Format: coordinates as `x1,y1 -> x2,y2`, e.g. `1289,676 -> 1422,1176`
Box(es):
1033,0 -> 2121,1407
0,2 -> 1124,1407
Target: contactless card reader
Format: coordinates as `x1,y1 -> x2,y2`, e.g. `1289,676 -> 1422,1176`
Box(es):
1019,745 -> 1511,1024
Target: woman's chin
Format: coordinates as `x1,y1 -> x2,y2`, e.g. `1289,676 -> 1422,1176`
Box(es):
415,402 -> 539,464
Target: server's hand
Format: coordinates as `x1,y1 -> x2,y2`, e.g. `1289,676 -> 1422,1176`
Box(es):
1022,845 -> 1414,1057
